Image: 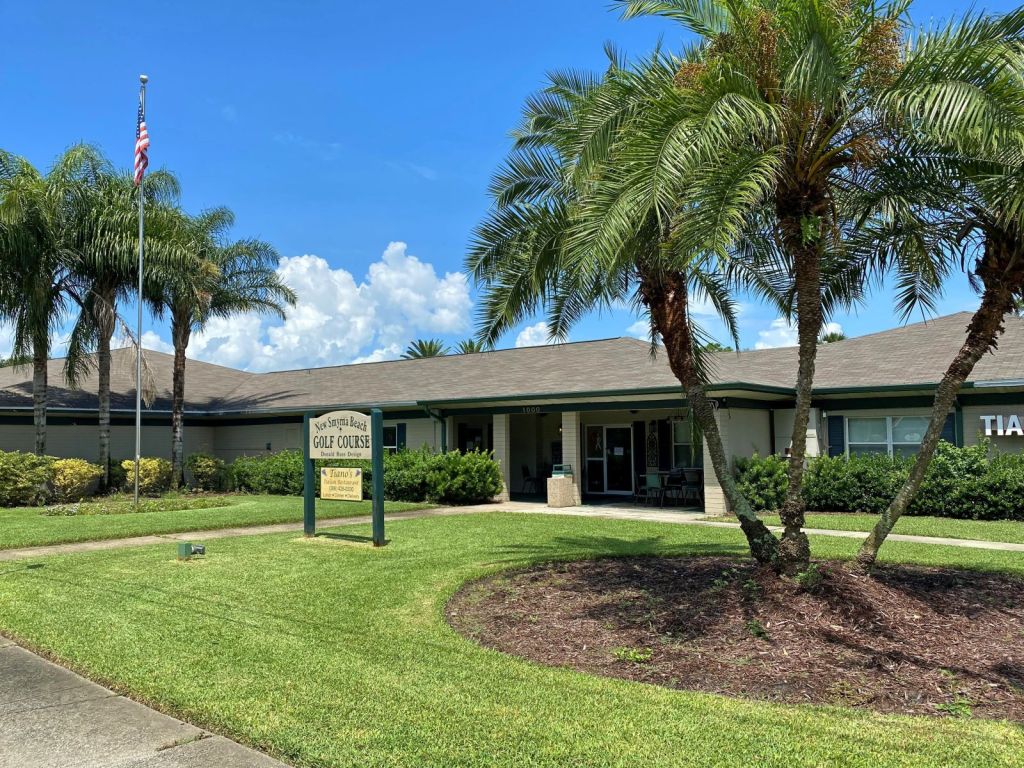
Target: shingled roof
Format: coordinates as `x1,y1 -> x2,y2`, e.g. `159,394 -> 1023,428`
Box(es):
0,312 -> 1020,414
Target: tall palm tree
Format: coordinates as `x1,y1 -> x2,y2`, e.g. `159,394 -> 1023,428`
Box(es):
402,339 -> 449,358
603,0 -> 1016,572
148,206 -> 295,486
66,167 -> 183,487
819,331 -> 846,344
454,338 -> 492,354
0,145 -> 104,454
855,12 -> 1024,564
468,55 -> 785,566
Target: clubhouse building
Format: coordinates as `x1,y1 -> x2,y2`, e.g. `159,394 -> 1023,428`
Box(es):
1,311 -> 1022,514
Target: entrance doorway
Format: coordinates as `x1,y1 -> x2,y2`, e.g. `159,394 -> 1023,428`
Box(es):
584,424 -> 634,495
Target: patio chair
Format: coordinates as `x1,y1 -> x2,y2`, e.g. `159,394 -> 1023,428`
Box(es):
682,468 -> 703,506
663,469 -> 684,506
642,472 -> 666,507
521,465 -> 541,495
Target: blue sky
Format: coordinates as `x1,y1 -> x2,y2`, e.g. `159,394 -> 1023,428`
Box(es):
1,0 -> 1014,370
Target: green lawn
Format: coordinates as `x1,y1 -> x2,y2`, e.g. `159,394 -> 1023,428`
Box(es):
0,495 -> 429,550
0,513 -> 1020,767
732,513 -> 1024,545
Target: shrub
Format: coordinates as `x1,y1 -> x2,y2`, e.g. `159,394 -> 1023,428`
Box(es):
107,459 -> 128,491
382,447 -> 431,502
734,453 -> 788,512
801,453 -> 907,514
426,449 -> 503,505
185,453 -> 228,492
791,439 -> 1024,521
0,450 -> 54,507
231,450 -> 304,495
51,458 -> 103,503
229,447 -> 502,505
120,458 -> 173,496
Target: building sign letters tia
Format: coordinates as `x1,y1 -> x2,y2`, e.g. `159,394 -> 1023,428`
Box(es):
981,414 -> 1024,437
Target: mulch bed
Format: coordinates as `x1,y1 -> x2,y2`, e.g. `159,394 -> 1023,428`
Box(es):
446,556 -> 1024,721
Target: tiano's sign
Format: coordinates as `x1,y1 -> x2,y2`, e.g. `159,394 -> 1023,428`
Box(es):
309,410 -> 372,459
980,414 -> 1024,437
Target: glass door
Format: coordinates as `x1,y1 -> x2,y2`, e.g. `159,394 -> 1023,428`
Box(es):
604,426 -> 633,494
585,425 -> 605,494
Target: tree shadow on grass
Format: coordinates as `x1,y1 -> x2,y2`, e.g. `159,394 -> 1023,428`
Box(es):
487,534 -> 750,566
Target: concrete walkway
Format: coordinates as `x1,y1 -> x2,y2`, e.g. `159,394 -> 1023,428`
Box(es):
1,501 -> 1022,562
0,638 -> 288,767
514,503 -> 1024,552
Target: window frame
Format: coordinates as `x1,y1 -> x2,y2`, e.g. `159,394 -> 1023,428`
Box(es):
845,415 -> 928,458
671,419 -> 694,468
382,425 -> 399,455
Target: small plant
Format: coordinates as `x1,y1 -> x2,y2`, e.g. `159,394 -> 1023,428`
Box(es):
741,578 -> 761,598
612,646 -> 653,664
937,669 -> 974,718
0,450 -> 54,507
712,567 -> 740,589
745,619 -> 769,640
794,563 -> 824,592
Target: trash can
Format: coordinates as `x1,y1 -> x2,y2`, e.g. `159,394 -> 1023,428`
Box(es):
547,464 -> 576,507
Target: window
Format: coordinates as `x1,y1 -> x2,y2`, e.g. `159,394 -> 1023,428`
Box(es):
846,416 -> 929,458
383,426 -> 398,455
672,420 -> 695,468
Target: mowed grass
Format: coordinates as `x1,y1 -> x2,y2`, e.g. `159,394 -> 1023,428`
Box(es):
0,513 -> 1021,767
731,512 -> 1024,545
0,494 -> 429,550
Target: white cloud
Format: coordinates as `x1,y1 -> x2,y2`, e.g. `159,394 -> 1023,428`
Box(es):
141,331 -> 174,354
187,242 -> 471,372
514,322 -> 563,348
626,320 -> 650,340
754,318 -> 843,350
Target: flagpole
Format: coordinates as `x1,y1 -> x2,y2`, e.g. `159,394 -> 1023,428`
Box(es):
134,74 -> 148,508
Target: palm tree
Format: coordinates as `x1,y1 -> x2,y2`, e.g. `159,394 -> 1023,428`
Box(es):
402,339 -> 449,358
468,55 -> 784,566
855,13 -> 1024,565
454,338 -> 492,354
148,206 -> 295,486
66,166 -> 183,487
605,0 -> 1016,573
819,331 -> 846,344
0,145 -> 104,454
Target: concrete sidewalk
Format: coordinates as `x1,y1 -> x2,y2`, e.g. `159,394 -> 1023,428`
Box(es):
0,638 -> 288,768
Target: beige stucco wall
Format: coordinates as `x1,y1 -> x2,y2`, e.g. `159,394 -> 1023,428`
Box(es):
961,405 -> 1024,453
0,422 -> 215,463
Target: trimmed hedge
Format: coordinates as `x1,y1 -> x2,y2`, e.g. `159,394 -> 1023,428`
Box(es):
734,440 -> 1024,521
51,458 -> 103,503
185,453 -> 228,491
0,451 -> 54,507
229,447 -> 502,504
120,458 -> 173,496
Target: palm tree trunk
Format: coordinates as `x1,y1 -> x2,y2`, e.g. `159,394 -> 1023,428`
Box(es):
32,338 -> 48,456
170,320 -> 190,489
857,245 -> 1021,566
776,244 -> 822,574
641,268 -> 780,567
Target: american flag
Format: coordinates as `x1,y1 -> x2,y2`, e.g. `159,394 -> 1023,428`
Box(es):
134,95 -> 149,186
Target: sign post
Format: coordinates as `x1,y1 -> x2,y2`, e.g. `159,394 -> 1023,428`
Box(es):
303,411 -> 316,537
304,409 -> 379,542
371,408 -> 385,546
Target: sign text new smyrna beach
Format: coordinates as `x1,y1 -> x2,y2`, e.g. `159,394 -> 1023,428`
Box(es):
310,410 -> 372,459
